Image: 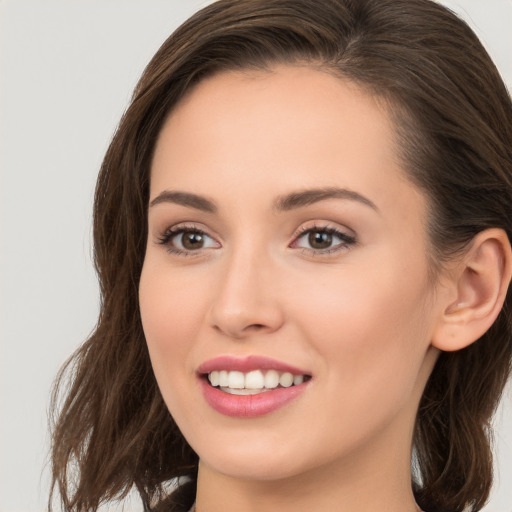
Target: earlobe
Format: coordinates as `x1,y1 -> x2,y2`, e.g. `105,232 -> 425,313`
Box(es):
432,229 -> 512,352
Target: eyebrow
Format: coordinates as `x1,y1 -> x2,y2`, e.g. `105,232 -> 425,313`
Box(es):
149,187 -> 378,213
274,187 -> 378,212
149,190 -> 217,212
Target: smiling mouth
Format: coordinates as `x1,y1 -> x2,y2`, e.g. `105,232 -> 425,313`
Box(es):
204,369 -> 312,395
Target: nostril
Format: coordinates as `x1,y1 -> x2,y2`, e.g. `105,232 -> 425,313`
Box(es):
244,323 -> 268,333
209,302 -> 285,338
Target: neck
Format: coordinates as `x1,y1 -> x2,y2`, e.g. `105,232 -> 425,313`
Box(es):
194,421 -> 421,512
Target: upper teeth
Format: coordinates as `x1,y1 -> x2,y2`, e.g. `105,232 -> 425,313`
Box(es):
208,370 -> 305,391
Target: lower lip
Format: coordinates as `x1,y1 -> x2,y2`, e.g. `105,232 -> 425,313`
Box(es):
199,378 -> 308,418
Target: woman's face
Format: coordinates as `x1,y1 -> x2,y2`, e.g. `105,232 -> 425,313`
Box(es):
139,66 -> 443,483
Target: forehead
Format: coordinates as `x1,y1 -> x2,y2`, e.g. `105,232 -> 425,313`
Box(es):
150,65 -> 419,217
156,65 -> 394,159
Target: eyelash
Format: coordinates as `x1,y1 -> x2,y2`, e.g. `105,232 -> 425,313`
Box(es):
291,224 -> 357,256
156,224 -> 217,257
156,223 -> 357,257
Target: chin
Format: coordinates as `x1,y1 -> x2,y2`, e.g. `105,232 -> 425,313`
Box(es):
201,451 -> 307,482
189,427 -> 307,481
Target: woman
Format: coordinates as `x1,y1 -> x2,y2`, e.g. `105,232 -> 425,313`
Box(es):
50,1 -> 512,511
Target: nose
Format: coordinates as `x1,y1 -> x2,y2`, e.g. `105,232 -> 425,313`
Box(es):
207,248 -> 285,339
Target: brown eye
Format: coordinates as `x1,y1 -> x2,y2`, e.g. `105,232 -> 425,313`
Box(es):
308,231 -> 333,249
158,227 -> 220,255
181,231 -> 205,250
292,226 -> 356,254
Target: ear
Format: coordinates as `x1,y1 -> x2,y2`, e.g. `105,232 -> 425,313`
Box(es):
432,228 -> 512,352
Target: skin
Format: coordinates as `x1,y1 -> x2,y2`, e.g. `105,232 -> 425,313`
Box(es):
139,65 -> 449,512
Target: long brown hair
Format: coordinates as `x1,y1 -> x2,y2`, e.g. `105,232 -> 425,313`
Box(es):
50,1 -> 512,511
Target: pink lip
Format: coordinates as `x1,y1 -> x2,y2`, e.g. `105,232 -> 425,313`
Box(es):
197,355 -> 311,418
197,355 -> 309,375
199,379 -> 309,418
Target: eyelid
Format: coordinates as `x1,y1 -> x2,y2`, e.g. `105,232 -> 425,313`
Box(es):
156,223 -> 221,256
289,222 -> 357,255
155,221 -> 356,257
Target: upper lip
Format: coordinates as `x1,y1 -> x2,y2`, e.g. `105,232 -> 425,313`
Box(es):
197,355 -> 311,376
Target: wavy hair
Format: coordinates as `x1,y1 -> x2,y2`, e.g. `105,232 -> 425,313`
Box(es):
50,1 -> 512,511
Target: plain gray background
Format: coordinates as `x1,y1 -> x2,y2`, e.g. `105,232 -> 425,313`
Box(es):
1,1 -> 511,511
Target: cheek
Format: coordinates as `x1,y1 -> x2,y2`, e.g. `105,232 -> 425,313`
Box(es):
289,258 -> 433,397
138,260 -> 207,388
138,261 -> 217,439
282,264 -> 434,461
139,255 -> 213,335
